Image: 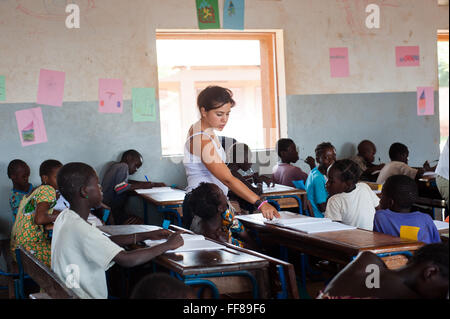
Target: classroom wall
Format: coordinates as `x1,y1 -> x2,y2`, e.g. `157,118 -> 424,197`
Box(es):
0,0 -> 448,238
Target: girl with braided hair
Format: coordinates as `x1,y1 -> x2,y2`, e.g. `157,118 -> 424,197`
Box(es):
325,159 -> 380,230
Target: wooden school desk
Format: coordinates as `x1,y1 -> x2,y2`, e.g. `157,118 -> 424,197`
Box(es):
98,224 -> 272,299
260,184 -> 307,214
135,187 -> 186,226
235,214 -> 424,269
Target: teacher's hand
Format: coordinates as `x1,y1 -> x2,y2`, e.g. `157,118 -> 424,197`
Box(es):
259,202 -> 281,220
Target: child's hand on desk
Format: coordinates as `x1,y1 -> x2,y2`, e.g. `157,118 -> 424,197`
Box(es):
166,231 -> 184,250
146,229 -> 172,240
305,156 -> 316,170
256,175 -> 275,187
150,182 -> 166,188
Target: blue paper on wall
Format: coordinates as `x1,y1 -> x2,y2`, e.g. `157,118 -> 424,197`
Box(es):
223,0 -> 245,30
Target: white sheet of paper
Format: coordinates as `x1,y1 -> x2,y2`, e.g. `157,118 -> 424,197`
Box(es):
434,220 -> 449,230
135,187 -> 174,194
286,221 -> 356,234
144,233 -> 225,253
422,171 -> 437,177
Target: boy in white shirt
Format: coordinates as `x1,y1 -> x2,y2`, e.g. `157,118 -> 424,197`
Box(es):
52,162 -> 183,299
325,159 -> 380,230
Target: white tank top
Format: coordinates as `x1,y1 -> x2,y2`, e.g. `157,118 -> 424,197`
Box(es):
183,131 -> 229,196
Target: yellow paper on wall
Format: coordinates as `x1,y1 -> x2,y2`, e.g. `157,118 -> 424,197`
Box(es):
399,225 -> 420,241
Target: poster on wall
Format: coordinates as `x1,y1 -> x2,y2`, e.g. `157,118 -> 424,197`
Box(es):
329,47 -> 350,78
132,88 -> 156,122
36,69 -> 66,107
15,107 -> 48,147
196,0 -> 220,29
98,79 -> 123,114
396,46 -> 420,67
417,87 -> 434,116
0,75 -> 5,101
223,0 -> 245,30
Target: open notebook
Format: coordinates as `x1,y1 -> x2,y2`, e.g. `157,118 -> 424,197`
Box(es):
143,233 -> 224,253
285,221 -> 356,234
263,211 -> 331,227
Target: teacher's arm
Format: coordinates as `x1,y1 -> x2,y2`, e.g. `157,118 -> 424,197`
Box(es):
200,139 -> 280,220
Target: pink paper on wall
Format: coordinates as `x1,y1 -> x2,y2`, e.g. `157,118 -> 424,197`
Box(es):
36,69 -> 65,107
329,48 -> 350,78
15,107 -> 48,147
98,79 -> 123,113
396,46 -> 420,67
417,87 -> 434,116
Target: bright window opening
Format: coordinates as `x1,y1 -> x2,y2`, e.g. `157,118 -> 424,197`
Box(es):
156,32 -> 281,156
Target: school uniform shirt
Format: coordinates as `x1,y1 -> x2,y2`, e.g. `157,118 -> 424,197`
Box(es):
272,163 -> 308,187
325,182 -> 380,231
373,209 -> 441,244
436,138 -> 449,180
305,167 -> 328,218
51,209 -> 124,299
101,162 -> 131,207
9,183 -> 33,220
376,161 -> 418,184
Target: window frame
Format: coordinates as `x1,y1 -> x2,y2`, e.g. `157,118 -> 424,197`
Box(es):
155,29 -> 287,157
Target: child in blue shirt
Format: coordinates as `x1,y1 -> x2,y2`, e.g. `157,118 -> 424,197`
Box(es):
373,175 -> 441,244
305,142 -> 336,218
7,159 -> 33,221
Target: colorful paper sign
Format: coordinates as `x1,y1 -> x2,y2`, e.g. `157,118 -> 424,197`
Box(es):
417,87 -> 434,116
329,47 -> 350,78
396,46 -> 420,67
0,75 -> 5,101
196,0 -> 220,29
15,107 -> 48,147
98,79 -> 123,113
132,88 -> 156,122
223,0 -> 245,30
36,69 -> 66,107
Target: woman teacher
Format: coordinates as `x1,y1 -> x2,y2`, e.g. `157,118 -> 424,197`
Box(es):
182,86 -> 280,227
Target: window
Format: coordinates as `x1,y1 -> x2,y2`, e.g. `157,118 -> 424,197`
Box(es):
437,31 -> 449,150
156,31 -> 284,156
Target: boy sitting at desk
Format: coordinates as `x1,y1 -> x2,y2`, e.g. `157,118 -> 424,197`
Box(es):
350,140 -> 385,182
227,142 -> 273,214
376,142 -> 433,184
101,149 -> 165,224
273,138 -> 315,188
373,174 -> 441,244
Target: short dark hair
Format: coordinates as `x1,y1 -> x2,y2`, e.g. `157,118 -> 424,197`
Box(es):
121,149 -> 142,162
382,174 -> 418,209
197,86 -> 236,112
39,159 -> 63,177
408,242 -> 449,279
276,138 -> 295,158
186,182 -> 223,221
57,162 -> 96,204
389,142 -> 408,160
315,142 -> 335,158
7,159 -> 28,178
130,273 -> 194,299
330,159 -> 361,184
227,142 -> 251,164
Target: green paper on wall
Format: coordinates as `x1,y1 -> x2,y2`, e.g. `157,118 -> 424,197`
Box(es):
196,0 -> 220,29
0,76 -> 5,101
132,88 -> 156,122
